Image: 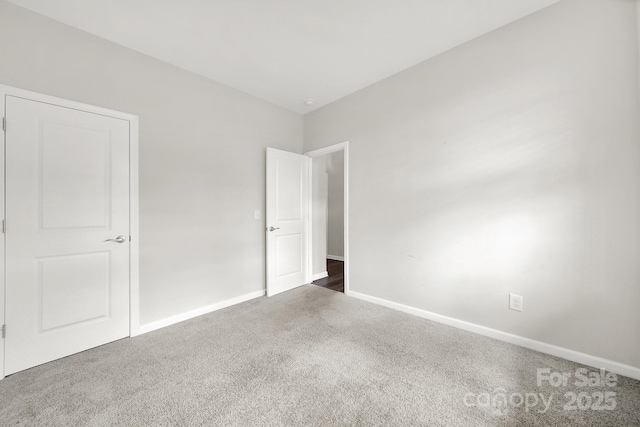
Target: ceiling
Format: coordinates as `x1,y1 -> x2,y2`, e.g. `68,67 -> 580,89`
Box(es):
7,0 -> 561,114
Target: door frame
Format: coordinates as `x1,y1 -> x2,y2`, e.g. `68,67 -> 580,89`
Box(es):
304,142 -> 349,295
0,84 -> 140,380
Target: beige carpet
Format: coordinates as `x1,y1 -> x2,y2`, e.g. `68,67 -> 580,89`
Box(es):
0,285 -> 638,426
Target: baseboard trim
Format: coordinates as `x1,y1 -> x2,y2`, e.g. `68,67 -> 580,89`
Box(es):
348,291 -> 640,381
327,255 -> 344,261
312,271 -> 329,281
138,290 -> 265,335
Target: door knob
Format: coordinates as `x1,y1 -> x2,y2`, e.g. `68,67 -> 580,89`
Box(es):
268,227 -> 280,232
105,235 -> 127,243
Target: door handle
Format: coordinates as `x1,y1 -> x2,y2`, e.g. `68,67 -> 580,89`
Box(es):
268,227 -> 280,232
105,235 -> 127,243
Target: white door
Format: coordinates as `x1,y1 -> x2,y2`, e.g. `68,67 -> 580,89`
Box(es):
266,148 -> 309,296
5,95 -> 131,375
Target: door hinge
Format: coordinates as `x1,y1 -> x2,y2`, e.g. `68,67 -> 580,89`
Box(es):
1,324 -> 5,339
2,117 -> 5,132
2,219 -> 5,234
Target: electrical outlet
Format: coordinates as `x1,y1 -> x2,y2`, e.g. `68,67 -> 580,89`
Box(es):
509,293 -> 523,312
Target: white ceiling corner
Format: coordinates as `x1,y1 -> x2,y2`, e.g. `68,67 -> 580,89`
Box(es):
6,0 -> 561,114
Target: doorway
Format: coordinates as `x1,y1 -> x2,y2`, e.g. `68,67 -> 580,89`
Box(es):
265,143 -> 348,297
305,142 -> 349,294
0,85 -> 139,379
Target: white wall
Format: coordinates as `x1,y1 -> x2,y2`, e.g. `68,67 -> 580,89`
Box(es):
327,151 -> 345,258
637,0 -> 640,94
312,151 -> 344,273
311,156 -> 328,277
304,0 -> 640,369
0,1 -> 303,326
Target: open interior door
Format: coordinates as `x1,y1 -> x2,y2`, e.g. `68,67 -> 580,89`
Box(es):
266,148 -> 309,296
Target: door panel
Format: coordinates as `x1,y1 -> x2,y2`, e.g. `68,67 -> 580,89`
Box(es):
266,148 -> 309,296
40,121 -> 112,229
39,252 -> 111,331
276,234 -> 303,277
275,158 -> 303,221
5,95 -> 130,375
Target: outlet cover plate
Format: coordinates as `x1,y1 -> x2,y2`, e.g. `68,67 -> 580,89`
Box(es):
509,293 -> 523,312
